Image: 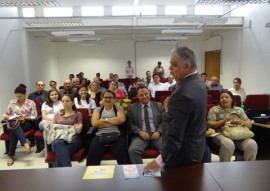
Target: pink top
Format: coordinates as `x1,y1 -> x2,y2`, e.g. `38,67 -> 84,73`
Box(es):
115,89 -> 126,99
5,98 -> 37,119
155,154 -> 165,167
53,112 -> 82,125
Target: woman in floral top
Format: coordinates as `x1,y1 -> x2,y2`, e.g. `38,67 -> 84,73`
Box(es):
207,90 -> 257,162
2,84 -> 37,166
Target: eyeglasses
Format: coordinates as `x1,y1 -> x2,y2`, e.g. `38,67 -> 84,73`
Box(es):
103,96 -> 114,99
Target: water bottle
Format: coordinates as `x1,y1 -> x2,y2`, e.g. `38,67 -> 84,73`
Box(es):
240,103 -> 244,109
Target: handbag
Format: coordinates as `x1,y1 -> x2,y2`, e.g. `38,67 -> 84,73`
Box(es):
6,118 -> 20,130
100,132 -> 119,145
222,125 -> 254,141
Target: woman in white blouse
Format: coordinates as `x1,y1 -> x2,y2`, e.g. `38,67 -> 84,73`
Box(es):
229,78 -> 246,103
39,89 -> 63,152
74,86 -> 96,116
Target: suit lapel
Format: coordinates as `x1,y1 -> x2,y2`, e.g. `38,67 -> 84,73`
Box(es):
137,103 -> 142,129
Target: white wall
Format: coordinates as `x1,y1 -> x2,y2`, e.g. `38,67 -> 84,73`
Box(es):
27,33 -> 58,91
0,19 -> 27,115
221,4 -> 270,94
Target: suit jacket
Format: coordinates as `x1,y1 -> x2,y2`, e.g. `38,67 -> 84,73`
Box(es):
162,73 -> 207,167
59,88 -> 77,98
28,90 -> 47,103
127,101 -> 163,135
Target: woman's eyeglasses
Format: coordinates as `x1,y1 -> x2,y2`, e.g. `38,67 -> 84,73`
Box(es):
103,96 -> 114,99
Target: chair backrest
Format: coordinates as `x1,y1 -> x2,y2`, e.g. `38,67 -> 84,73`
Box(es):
154,90 -> 172,102
233,95 -> 241,107
244,94 -> 269,111
207,95 -> 213,104
77,108 -> 90,145
33,100 -> 41,116
207,90 -> 220,104
99,81 -> 110,89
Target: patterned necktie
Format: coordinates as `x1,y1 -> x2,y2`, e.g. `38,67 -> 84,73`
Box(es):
144,105 -> 151,134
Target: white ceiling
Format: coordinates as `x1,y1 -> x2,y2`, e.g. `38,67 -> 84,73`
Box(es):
0,0 -> 250,43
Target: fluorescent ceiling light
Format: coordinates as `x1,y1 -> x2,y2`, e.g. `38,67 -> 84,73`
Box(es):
0,1 -> 60,7
81,7 -> 104,16
52,31 -> 95,36
67,37 -> 101,42
195,0 -> 269,4
174,16 -> 228,24
44,7 -> 73,17
22,8 -> 35,17
156,36 -> 188,40
161,29 -> 203,34
133,0 -> 139,6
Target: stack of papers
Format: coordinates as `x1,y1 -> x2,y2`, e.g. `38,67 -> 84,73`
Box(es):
123,165 -> 140,179
83,165 -> 115,180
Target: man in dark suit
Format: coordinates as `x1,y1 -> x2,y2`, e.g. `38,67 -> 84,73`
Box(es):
127,86 -> 163,164
144,46 -> 207,170
59,79 -> 77,98
28,80 -> 48,109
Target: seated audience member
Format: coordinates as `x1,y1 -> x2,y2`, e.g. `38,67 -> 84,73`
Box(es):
113,74 -> 128,95
153,61 -> 165,78
39,89 -> 63,153
74,86 -> 96,115
109,81 -> 126,99
72,77 -> 81,89
86,90 -> 130,166
50,94 -> 83,167
28,80 -> 48,109
105,73 -> 114,81
59,79 -> 77,98
148,73 -> 167,98
69,74 -> 74,81
127,86 -> 162,164
2,84 -> 37,166
49,80 -> 58,90
144,71 -> 152,88
164,74 -> 176,90
94,72 -> 103,82
81,78 -> 89,87
229,77 -> 246,103
128,79 -> 144,99
200,72 -> 211,89
207,90 -> 257,162
126,60 -> 135,79
209,76 -> 223,92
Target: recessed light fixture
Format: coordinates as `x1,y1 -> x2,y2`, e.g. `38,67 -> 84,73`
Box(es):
52,31 -> 95,36
161,29 -> 203,34
67,37 -> 101,42
0,1 -> 60,7
156,36 -> 188,40
195,0 -> 269,4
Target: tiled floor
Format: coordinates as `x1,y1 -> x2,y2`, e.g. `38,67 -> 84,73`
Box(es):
0,126 -> 221,170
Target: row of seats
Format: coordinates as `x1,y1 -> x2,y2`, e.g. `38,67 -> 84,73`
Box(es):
207,90 -> 269,111
45,108 -> 159,168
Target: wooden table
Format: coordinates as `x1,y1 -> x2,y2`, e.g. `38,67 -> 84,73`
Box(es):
205,161 -> 270,191
252,122 -> 270,160
1,161 -> 270,191
0,164 -> 221,191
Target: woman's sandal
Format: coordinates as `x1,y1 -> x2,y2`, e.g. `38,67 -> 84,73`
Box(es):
24,143 -> 31,153
7,157 -> 14,166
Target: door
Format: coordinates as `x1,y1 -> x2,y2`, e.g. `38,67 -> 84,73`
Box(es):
205,50 -> 221,81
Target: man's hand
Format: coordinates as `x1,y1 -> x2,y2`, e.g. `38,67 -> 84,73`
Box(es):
151,132 -> 160,140
139,131 -> 150,141
163,97 -> 169,112
144,160 -> 159,172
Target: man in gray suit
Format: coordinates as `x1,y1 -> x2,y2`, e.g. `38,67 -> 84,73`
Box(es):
28,80 -> 47,109
144,46 -> 207,171
127,86 -> 163,164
